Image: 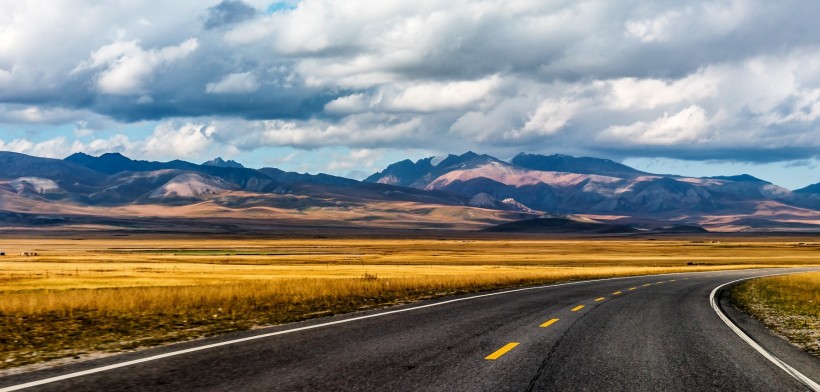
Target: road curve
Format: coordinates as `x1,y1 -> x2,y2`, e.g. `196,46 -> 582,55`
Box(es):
1,268 -> 819,391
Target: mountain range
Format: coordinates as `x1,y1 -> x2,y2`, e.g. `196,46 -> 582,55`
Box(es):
1,150 -> 819,233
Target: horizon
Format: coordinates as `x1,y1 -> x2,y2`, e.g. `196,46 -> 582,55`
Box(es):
1,1 -> 819,189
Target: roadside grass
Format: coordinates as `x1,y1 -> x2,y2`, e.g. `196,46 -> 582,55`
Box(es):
0,265 -> 766,370
731,271 -> 820,357
1,236 -> 819,371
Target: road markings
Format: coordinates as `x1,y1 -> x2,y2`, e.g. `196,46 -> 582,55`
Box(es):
485,342 -> 519,360
594,297 -> 605,302
613,291 -> 622,295
643,283 -> 651,287
540,318 -> 560,328
656,281 -> 664,284
628,287 -> 636,291
571,305 -> 585,312
0,271 -> 718,392
710,273 -> 820,391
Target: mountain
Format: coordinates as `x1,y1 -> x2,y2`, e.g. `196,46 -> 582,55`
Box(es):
364,151 -> 504,188
367,152 -> 818,231
1,151 -> 530,231
65,152 -> 281,193
364,152 -> 535,210
65,152 -> 198,174
202,157 -> 244,169
706,174 -> 770,183
257,167 -> 359,187
511,153 -> 647,177
1,150 -> 819,232
2,151 -> 105,192
146,173 -> 238,200
794,182 -> 820,194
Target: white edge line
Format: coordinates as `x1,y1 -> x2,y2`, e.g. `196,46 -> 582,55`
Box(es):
1,276 -> 619,391
0,268 -> 796,391
709,272 -> 820,392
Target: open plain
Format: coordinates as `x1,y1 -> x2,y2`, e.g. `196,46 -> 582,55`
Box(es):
1,233 -> 820,374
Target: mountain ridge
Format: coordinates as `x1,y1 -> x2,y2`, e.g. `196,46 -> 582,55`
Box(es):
0,150 -> 818,232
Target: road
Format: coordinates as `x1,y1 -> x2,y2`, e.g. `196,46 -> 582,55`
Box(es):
1,268 -> 819,391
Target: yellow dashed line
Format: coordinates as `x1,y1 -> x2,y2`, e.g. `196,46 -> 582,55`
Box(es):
613,291 -> 622,295
628,287 -> 636,291
643,283 -> 651,287
540,318 -> 560,328
486,342 -> 519,360
594,297 -> 605,302
571,305 -> 585,312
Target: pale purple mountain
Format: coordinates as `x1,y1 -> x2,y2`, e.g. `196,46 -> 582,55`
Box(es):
0,150 -> 819,231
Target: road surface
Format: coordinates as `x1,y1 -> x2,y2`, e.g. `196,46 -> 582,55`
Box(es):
1,268 -> 819,391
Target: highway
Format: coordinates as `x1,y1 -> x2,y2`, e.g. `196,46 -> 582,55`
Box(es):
1,268 -> 819,391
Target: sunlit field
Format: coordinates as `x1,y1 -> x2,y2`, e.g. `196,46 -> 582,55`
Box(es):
732,271 -> 820,357
1,236 -> 819,371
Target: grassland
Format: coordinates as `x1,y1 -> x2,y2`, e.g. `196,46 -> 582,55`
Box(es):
1,235 -> 819,371
731,271 -> 820,357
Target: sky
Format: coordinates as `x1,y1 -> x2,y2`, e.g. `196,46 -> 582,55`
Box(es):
1,0 -> 819,189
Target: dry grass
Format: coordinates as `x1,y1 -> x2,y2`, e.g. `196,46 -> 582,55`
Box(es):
731,271 -> 820,357
1,236 -> 819,370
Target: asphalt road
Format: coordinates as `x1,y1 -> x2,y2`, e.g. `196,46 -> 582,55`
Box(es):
1,268 -> 819,391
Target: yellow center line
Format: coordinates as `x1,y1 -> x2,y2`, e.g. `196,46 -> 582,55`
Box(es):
540,318 -> 560,328
571,305 -> 585,312
643,283 -> 651,287
594,297 -> 605,302
613,291 -> 622,295
670,279 -> 676,282
628,287 -> 636,291
485,342 -> 519,360
656,281 -> 663,284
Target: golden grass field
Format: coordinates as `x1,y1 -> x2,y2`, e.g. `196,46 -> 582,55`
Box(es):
1,235 -> 819,371
731,271 -> 820,357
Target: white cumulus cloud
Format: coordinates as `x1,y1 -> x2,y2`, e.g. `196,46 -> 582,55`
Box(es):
143,122 -> 216,158
75,38 -> 199,95
601,105 -> 714,146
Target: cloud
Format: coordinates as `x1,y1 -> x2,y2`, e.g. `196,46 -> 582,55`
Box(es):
205,72 -> 259,93
625,10 -> 678,43
327,148 -> 385,171
75,38 -> 199,95
604,70 -> 719,110
1,0 -> 820,166
143,122 -> 216,158
601,105 -> 714,146
0,134 -> 137,159
204,0 -> 259,30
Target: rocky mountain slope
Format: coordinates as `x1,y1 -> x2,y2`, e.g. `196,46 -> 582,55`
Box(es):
1,150 -> 818,232
366,152 -> 820,230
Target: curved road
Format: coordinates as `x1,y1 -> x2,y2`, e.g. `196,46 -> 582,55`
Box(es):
1,268 -> 819,391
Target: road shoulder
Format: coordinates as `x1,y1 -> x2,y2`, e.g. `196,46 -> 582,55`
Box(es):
717,284 -> 820,383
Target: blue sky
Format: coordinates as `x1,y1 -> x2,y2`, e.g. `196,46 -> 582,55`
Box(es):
1,0 -> 819,189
